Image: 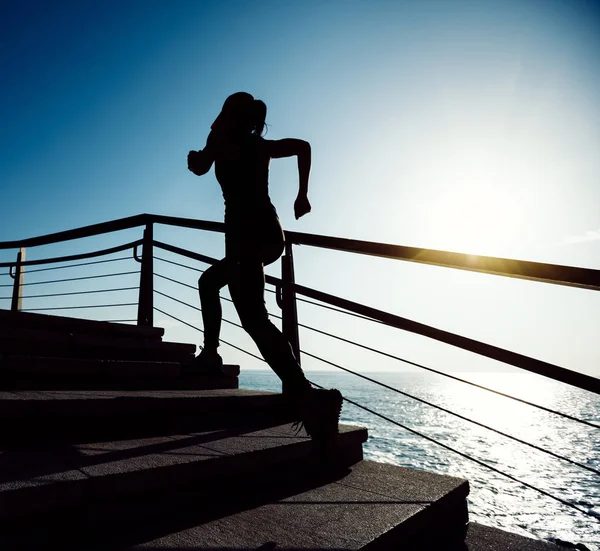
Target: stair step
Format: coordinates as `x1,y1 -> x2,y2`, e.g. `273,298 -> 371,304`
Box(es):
0,310 -> 164,341
118,460 -> 469,550
0,389 -> 297,443
0,356 -> 240,390
0,327 -> 196,361
0,423 -> 368,522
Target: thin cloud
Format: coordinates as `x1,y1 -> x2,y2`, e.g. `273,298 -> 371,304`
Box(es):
561,229 -> 600,245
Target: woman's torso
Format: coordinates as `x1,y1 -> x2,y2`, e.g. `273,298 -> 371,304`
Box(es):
213,133 -> 277,223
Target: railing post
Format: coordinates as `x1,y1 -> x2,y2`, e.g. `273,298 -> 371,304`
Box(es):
137,223 -> 154,326
281,241 -> 301,365
10,247 -> 25,312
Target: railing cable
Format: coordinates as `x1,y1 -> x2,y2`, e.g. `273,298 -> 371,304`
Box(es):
300,349 -> 600,476
155,268 -> 278,296
19,286 -> 139,300
0,271 -> 140,288
309,381 -> 598,521
298,322 -> 600,430
23,303 -> 137,312
21,256 -> 131,274
155,272 -> 197,291
155,256 -> 206,274
297,296 -> 389,324
153,287 -> 283,321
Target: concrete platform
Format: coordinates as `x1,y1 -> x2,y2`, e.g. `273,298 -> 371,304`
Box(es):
0,423 -> 367,520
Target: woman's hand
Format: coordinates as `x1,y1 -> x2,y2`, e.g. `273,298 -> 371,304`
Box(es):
187,150 -> 200,174
294,193 -> 311,219
187,149 -> 213,176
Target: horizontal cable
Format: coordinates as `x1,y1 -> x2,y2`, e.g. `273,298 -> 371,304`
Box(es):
300,349 -> 600,476
21,286 -> 139,300
152,306 -> 264,362
104,319 -> 137,323
23,256 -> 131,274
155,265 -> 278,296
153,288 -> 283,321
10,271 -> 139,288
155,272 -> 197,291
311,382 -> 598,521
154,289 -> 279,331
155,255 -> 206,274
297,322 -> 599,430
154,255 -> 278,296
23,303 -> 137,312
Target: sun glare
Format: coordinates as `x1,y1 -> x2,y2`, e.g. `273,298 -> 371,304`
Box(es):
426,172 -> 524,256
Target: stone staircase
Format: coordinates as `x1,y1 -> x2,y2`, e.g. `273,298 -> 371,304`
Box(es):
0,311 -> 471,550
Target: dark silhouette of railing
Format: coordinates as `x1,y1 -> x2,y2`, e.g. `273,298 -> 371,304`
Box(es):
1,213 -> 599,527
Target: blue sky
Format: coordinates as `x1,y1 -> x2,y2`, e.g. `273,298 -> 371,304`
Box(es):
1,0 -> 599,380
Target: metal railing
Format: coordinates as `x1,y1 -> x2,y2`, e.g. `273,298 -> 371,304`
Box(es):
1,213 -> 598,531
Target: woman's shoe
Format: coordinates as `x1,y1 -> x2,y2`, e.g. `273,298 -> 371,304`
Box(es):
291,388 -> 343,460
185,348 -> 224,375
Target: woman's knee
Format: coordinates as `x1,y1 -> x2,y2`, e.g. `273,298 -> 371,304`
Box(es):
199,266 -> 224,293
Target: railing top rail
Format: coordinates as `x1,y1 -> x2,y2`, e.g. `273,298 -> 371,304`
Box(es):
285,231 -> 600,291
0,214 -> 149,250
1,213 -> 598,290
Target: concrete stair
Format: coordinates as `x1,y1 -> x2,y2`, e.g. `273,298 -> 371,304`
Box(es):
0,311 -> 237,390
0,356 -> 240,390
0,311 -> 475,550
0,389 -> 295,444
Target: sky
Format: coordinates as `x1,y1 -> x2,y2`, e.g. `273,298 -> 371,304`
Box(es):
1,0 -> 599,383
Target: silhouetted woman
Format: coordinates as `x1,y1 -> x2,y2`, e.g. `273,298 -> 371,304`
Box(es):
187,92 -> 342,446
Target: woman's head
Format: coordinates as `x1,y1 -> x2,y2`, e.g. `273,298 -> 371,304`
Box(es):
211,92 -> 267,136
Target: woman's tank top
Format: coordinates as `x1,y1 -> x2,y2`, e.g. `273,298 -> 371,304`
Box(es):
214,135 -> 276,223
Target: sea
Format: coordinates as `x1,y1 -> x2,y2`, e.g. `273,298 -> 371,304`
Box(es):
239,369 -> 600,550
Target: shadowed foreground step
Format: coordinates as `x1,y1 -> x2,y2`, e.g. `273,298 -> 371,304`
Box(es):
118,460 -> 469,550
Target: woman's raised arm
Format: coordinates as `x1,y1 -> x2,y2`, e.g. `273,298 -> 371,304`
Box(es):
263,138 -> 312,219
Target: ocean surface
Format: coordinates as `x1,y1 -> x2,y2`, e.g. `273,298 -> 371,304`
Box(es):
239,369 -> 600,550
